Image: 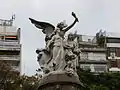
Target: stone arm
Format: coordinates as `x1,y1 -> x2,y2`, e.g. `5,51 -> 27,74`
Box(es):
63,12 -> 79,33
64,43 -> 73,49
63,18 -> 78,33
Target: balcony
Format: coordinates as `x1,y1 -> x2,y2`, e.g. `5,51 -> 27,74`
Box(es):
0,26 -> 17,35
80,53 -> 106,60
0,55 -> 20,61
0,40 -> 19,43
80,47 -> 106,52
107,43 -> 120,48
0,43 -> 21,50
79,55 -> 107,64
80,64 -> 108,72
108,56 -> 120,60
79,41 -> 97,46
79,60 -> 108,64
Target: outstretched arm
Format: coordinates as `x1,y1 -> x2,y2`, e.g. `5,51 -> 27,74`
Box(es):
63,12 -> 79,33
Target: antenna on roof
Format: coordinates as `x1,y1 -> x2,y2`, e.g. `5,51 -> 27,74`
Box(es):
10,14 -> 15,26
11,14 -> 15,21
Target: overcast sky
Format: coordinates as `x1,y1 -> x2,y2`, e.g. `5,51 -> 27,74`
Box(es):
0,0 -> 120,75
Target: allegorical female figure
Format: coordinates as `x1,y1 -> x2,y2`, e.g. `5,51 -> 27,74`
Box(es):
64,33 -> 77,71
46,29 -> 65,71
29,12 -> 79,74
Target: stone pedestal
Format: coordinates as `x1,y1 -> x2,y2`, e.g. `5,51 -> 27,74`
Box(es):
38,71 -> 84,90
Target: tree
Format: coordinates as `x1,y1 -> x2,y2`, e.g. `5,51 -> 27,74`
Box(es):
19,75 -> 40,90
96,32 -> 105,47
0,60 -> 40,90
0,60 -> 19,89
77,67 -> 120,90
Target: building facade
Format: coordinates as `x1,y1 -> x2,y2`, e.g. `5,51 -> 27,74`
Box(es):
0,18 -> 21,74
95,30 -> 120,71
104,32 -> 120,71
77,35 -> 108,72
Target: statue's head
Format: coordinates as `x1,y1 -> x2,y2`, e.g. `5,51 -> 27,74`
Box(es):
56,28 -> 60,33
68,33 -> 74,40
57,21 -> 67,29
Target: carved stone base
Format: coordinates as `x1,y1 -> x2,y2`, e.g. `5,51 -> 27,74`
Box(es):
38,71 -> 84,90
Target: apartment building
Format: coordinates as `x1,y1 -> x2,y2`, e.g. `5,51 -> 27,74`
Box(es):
0,17 -> 21,74
95,30 -> 120,71
77,35 -> 108,72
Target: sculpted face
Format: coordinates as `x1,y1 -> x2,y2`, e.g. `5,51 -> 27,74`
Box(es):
57,22 -> 67,29
56,29 -> 60,33
68,33 -> 74,40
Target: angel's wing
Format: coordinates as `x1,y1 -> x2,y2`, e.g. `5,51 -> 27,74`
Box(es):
29,18 -> 55,35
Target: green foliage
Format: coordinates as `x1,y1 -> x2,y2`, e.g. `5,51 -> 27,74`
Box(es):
88,85 -> 109,90
77,68 -> 120,90
96,32 -> 105,47
0,61 -> 19,90
0,61 -> 40,90
2,60 -> 120,90
0,74 -> 40,90
20,75 -> 40,90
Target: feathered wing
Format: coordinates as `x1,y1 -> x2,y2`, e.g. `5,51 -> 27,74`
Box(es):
29,18 -> 55,36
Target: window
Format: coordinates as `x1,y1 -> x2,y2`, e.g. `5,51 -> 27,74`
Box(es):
107,48 -> 116,57
116,48 -> 120,57
80,65 -> 90,70
0,51 -> 20,55
94,65 -> 107,72
5,36 -> 18,40
0,36 -> 5,40
110,52 -> 116,58
111,61 -> 117,67
107,38 -> 120,43
80,52 -> 88,60
109,48 -> 116,52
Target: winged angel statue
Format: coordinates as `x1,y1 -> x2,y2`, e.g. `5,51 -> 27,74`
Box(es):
29,12 -> 80,75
